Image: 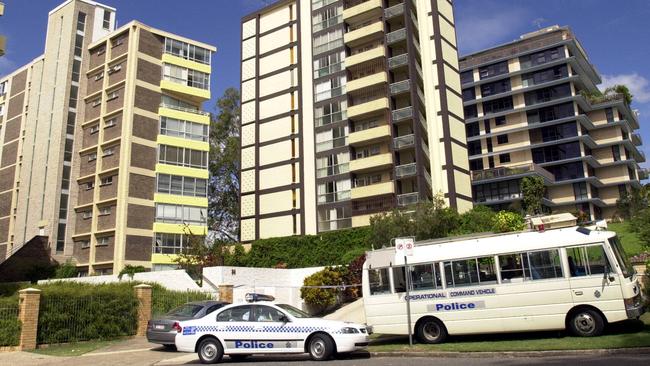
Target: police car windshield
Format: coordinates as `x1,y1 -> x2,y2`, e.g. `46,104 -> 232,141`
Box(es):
276,304 -> 310,318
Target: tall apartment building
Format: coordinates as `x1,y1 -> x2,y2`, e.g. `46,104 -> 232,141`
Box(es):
460,26 -> 644,219
239,0 -> 472,242
0,0 -> 215,274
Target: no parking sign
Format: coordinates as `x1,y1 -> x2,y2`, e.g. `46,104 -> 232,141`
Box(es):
394,237 -> 414,256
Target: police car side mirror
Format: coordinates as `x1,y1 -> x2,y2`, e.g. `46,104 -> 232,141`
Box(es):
279,315 -> 289,323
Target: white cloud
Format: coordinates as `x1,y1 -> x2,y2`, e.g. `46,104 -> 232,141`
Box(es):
600,73 -> 650,104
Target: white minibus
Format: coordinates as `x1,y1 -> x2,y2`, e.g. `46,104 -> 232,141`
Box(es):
362,221 -> 645,343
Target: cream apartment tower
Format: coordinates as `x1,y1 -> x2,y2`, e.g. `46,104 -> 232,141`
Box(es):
0,0 -> 214,274
240,0 -> 471,242
461,26 -> 645,219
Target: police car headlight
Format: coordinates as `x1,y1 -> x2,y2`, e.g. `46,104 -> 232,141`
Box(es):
340,327 -> 360,334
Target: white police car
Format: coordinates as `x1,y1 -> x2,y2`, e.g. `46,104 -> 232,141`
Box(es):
174,294 -> 370,363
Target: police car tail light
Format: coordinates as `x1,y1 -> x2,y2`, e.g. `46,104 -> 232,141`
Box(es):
172,322 -> 182,333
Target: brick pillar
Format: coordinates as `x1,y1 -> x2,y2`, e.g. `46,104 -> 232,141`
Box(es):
218,284 -> 233,304
134,284 -> 152,336
18,288 -> 41,351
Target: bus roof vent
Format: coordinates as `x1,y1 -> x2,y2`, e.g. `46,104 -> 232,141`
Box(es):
529,213 -> 577,231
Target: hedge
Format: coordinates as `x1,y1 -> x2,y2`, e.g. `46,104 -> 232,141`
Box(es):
0,296 -> 20,346
150,284 -> 212,316
226,227 -> 372,268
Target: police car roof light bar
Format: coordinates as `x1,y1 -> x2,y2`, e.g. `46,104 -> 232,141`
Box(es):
245,293 -> 275,302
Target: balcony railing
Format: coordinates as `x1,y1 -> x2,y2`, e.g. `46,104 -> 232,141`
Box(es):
471,163 -> 555,182
632,133 -> 643,146
318,190 -> 351,204
316,136 -> 348,152
390,79 -> 411,95
315,110 -> 347,127
475,192 -> 523,204
397,192 -> 420,206
159,103 -> 209,116
317,162 -> 349,178
314,61 -> 345,79
393,134 -> 415,150
392,106 -> 413,122
384,3 -> 404,18
313,38 -> 344,55
315,85 -> 346,102
421,140 -> 430,160
386,28 -> 406,44
388,53 -> 408,69
313,0 -> 338,11
419,112 -> 427,132
313,15 -> 342,32
318,217 -> 352,232
395,163 -> 417,178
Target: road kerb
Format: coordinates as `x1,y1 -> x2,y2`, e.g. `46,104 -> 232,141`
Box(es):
370,346 -> 650,358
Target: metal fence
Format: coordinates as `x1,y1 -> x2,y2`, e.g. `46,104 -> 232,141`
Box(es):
151,289 -> 218,316
0,305 -> 20,347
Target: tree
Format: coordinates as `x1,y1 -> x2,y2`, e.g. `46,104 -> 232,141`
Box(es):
118,265 -> 146,280
173,226 -> 226,284
54,261 -> 77,279
521,176 -> 545,215
208,88 -> 241,242
458,205 -> 496,234
616,186 -> 648,222
604,84 -> 633,106
491,211 -> 526,233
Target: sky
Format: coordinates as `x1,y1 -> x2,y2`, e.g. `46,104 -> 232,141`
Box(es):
1,0 -> 649,167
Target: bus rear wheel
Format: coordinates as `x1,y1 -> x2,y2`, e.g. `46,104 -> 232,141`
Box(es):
569,309 -> 604,337
416,318 -> 448,344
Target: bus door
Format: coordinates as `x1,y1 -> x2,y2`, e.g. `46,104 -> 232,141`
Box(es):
565,243 -> 622,304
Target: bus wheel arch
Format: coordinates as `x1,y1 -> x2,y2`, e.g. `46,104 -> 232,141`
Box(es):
565,305 -> 606,337
414,316 -> 448,344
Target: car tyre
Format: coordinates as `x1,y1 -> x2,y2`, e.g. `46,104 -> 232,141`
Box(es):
416,318 -> 448,344
308,334 -> 335,361
197,337 -> 224,364
569,309 -> 604,337
229,354 -> 250,361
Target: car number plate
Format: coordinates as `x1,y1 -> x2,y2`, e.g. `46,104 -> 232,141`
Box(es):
155,324 -> 165,330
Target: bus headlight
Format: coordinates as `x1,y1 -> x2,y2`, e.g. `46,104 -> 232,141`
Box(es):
340,327 -> 360,334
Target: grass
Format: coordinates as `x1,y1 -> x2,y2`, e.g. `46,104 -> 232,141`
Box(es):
369,313 -> 650,352
608,222 -> 645,257
29,339 -> 123,357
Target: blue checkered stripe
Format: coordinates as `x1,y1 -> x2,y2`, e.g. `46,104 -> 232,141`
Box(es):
191,325 -> 341,334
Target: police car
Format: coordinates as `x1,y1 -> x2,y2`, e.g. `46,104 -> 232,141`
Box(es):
174,294 -> 370,363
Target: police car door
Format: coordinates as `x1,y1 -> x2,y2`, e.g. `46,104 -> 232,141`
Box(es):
251,305 -> 301,352
215,305 -> 256,354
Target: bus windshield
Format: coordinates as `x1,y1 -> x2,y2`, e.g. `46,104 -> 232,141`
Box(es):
609,236 -> 633,278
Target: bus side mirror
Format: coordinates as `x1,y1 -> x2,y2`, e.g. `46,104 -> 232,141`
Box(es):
603,265 -> 615,282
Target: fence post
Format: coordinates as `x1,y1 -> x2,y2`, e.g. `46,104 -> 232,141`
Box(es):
218,284 -> 233,303
18,288 -> 41,351
134,284 -> 152,336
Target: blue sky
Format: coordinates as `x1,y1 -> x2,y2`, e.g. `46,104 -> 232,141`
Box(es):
1,0 -> 649,167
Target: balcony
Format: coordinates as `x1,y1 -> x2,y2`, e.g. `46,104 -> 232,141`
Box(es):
350,152 -> 393,173
318,190 -> 351,204
351,181 -> 394,200
470,163 -> 555,184
632,133 -> 643,146
159,103 -> 210,124
314,61 -> 345,79
397,192 -> 420,207
344,21 -> 383,47
313,14 -> 343,33
315,110 -> 347,127
390,79 -> 411,95
395,163 -> 417,178
388,53 -> 408,69
343,0 -> 383,23
346,46 -> 386,68
347,71 -> 387,93
160,76 -> 210,100
393,134 -> 415,150
391,106 -> 413,122
386,28 -> 406,45
316,136 -> 348,153
348,97 -> 389,119
419,112 -> 428,132
317,162 -> 349,178
315,85 -> 346,102
314,38 -> 344,56
318,217 -> 352,232
349,125 -> 391,146
384,2 -> 404,18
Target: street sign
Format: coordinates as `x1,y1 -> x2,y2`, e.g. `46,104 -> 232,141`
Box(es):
395,237 -> 414,256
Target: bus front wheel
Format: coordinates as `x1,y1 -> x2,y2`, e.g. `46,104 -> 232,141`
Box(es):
416,318 -> 448,344
568,309 -> 604,337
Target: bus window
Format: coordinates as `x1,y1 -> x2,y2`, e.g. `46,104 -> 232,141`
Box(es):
444,259 -> 479,287
392,267 -> 407,293
410,263 -> 439,290
609,236 -> 633,278
477,257 -> 498,284
499,254 -> 524,282
369,268 -> 391,295
566,245 -> 611,277
526,250 -> 563,280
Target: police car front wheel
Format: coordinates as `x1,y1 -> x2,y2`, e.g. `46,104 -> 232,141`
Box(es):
308,334 -> 335,361
198,337 -> 224,364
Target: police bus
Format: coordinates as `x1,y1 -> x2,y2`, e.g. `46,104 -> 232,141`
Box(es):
362,214 -> 646,344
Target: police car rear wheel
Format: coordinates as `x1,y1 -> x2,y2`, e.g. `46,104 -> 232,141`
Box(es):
198,337 -> 223,364
308,334 -> 334,361
416,318 -> 447,344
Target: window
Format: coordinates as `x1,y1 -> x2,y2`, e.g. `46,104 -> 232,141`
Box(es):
80,240 -> 90,249
91,98 -> 101,107
84,181 -> 94,190
160,117 -> 209,142
155,203 -> 206,224
368,268 -> 391,295
479,61 -> 508,79
74,34 -> 84,57
498,253 -> 525,281
316,126 -> 348,152
496,134 -> 508,144
111,36 -> 125,48
409,263 -> 441,291
61,165 -> 71,190
216,306 -> 252,322
315,75 -> 346,102
316,152 -> 349,178
495,116 -> 506,126
462,88 -> 475,102
481,79 -> 511,97
527,102 -> 575,124
99,206 -> 111,216
464,104 -> 478,119
460,70 -> 474,85
483,96 -> 513,114
445,259 -> 477,287
100,176 -> 113,186
158,145 -> 208,169
102,10 -> 111,30
76,12 -> 86,32
102,147 -> 115,157
164,38 -> 211,65
107,64 -> 122,74
105,118 -> 116,128
468,140 -> 482,156
106,90 -> 119,100
317,179 -> 351,203
97,236 -> 112,246
88,153 -> 97,162
522,65 -> 568,87
469,159 -> 484,171
315,100 -> 347,126
524,83 -> 572,105
532,142 -> 581,164
64,138 -> 74,162
466,122 -> 480,138
499,153 -> 511,163
72,59 -> 81,83
618,184 -> 627,198
527,250 -> 563,280
313,51 -> 344,78
161,95 -> 202,114
90,125 -> 100,134
573,182 -> 588,200
355,145 -> 380,159
519,46 -> 563,69
0,81 -> 7,95
153,233 -> 204,254
605,107 -> 614,123
69,85 -> 79,109
94,72 -> 104,81
82,211 -> 92,219
163,64 -> 209,90
566,245 -> 611,277
254,306 -> 286,322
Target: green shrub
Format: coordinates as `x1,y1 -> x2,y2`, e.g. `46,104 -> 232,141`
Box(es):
458,205 -> 496,234
300,266 -> 348,312
0,296 -> 20,347
54,261 -> 78,279
491,211 -> 526,233
150,284 -> 212,316
340,247 -> 368,264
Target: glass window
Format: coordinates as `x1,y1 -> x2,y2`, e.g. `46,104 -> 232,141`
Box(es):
102,10 -> 111,30
216,306 -> 252,322
460,70 -> 474,85
527,250 -> 563,279
479,61 -> 508,79
477,257 -> 498,284
444,259 -> 480,287
609,236 -> 632,278
392,267 -> 407,293
254,306 -> 286,322
76,12 -> 86,32
168,304 -> 203,317
410,263 -> 440,290
369,268 -> 391,295
499,253 -> 525,282
462,88 -> 476,102
567,245 -> 611,277
482,96 -> 513,114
